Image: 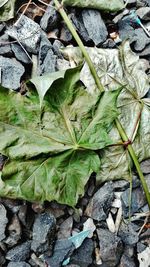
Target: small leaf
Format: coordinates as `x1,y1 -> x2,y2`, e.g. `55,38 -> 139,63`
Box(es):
0,0 -> 16,21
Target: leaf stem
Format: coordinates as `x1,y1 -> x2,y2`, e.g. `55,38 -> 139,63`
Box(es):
54,0 -> 150,208
54,0 -> 104,93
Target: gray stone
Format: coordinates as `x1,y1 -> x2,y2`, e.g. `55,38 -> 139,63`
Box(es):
6,241 -> 31,261
53,40 -> 64,58
133,28 -> 150,51
113,180 -> 129,190
7,15 -> 41,54
119,254 -> 136,267
7,262 -> 30,267
0,204 -> 8,241
97,228 -> 123,267
137,242 -> 147,253
136,7 -> 150,20
40,1 -> 60,32
38,33 -> 57,75
85,182 -> 114,221
118,222 -> 139,245
31,212 -> 56,254
138,43 -> 150,56
82,9 -> 108,46
118,18 -> 135,41
70,11 -> 90,43
11,44 -> 31,64
121,187 -> 146,217
4,215 -> 22,247
0,249 -> 5,265
0,33 -> 12,55
146,0 -> 150,6
57,216 -> 73,239
70,239 -> 94,267
45,239 -> 75,267
140,159 -> 150,174
60,24 -> 73,43
0,56 -> 25,89
0,23 -> 5,33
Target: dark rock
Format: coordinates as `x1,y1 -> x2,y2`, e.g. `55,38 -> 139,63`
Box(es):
0,33 -> 12,55
140,159 -> 150,174
0,249 -> 5,266
0,56 -> 25,89
121,187 -> 146,217
44,239 -> 75,267
133,28 -> 150,51
0,23 -> 5,33
119,254 -> 136,267
1,199 -> 22,213
97,228 -> 123,267
136,7 -> 150,20
4,215 -> 22,247
7,262 -> 31,267
38,33 -> 56,75
118,18 -> 135,41
118,222 -> 139,245
0,204 -> 8,241
6,241 -> 31,261
57,216 -> 73,239
70,239 -> 94,267
137,242 -> 147,253
102,38 -> 116,48
82,9 -> 108,46
31,212 -> 56,254
11,44 -> 31,64
7,15 -> 41,54
18,204 -> 27,226
113,180 -> 129,191
60,23 -> 73,43
40,1 -> 60,32
53,40 -> 64,58
70,11 -> 90,43
85,182 -> 114,221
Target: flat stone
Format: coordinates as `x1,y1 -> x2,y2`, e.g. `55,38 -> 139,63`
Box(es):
40,1 -> 60,32
82,9 -> 108,45
11,43 -> 31,64
6,241 -> 31,261
45,239 -> 75,267
97,228 -> 123,267
7,15 -> 41,54
140,159 -> 150,174
0,56 -> 25,89
31,212 -> 56,254
118,222 -> 139,245
121,187 -> 146,217
0,33 -> 12,55
70,11 -> 90,43
70,239 -> 94,267
136,7 -> 150,20
7,262 -> 30,267
38,33 -> 57,75
0,204 -> 8,241
85,182 -> 114,221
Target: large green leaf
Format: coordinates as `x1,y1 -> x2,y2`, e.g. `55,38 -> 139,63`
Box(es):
62,0 -> 124,12
0,67 -> 120,206
62,42 -> 150,183
0,0 -> 16,21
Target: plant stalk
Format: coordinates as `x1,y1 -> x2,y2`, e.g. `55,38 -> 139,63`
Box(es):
54,0 -> 150,208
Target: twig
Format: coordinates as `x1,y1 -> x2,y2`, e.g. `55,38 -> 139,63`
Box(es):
17,2 -> 46,14
15,0 -> 32,26
16,38 -> 33,62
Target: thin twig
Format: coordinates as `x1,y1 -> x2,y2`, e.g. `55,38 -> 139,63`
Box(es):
15,0 -> 32,26
16,38 -> 33,62
17,2 -> 46,14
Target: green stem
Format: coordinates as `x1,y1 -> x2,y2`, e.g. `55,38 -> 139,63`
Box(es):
54,0 -> 104,93
54,0 -> 150,208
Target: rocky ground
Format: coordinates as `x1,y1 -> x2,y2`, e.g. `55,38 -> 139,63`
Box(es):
0,0 -> 150,266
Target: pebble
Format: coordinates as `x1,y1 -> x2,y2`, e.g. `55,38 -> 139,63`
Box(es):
85,182 -> 114,221
4,215 -> 22,247
0,33 -> 12,55
0,56 -> 25,89
121,187 -> 146,217
11,43 -> 31,64
118,222 -> 139,245
31,212 -> 56,254
7,15 -> 41,54
45,239 -> 75,267
82,9 -> 108,46
57,216 -> 73,239
97,228 -> 123,267
70,239 -> 94,267
7,262 -> 31,267
0,204 -> 8,241
119,253 -> 136,267
60,23 -> 73,43
140,159 -> 150,174
40,1 -> 60,32
6,241 -> 31,261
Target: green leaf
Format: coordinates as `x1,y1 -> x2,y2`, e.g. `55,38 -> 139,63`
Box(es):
62,42 -> 150,183
0,67 -> 119,206
0,0 -> 16,21
62,0 -> 124,12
